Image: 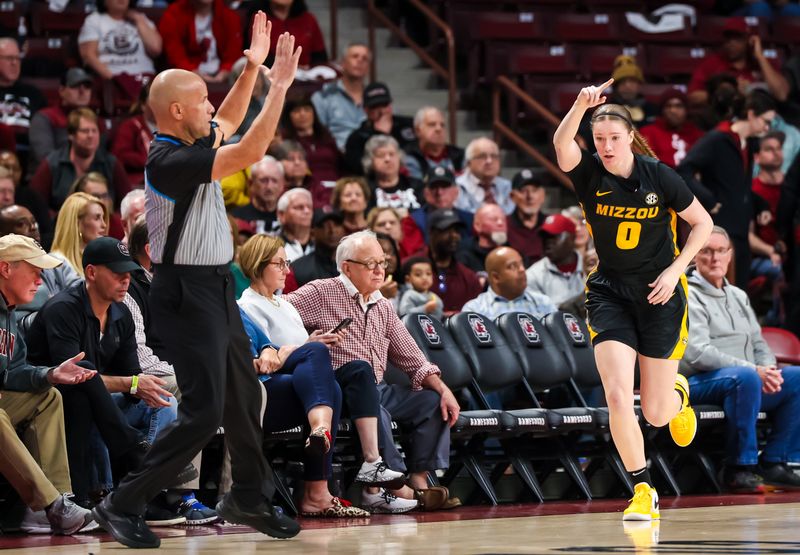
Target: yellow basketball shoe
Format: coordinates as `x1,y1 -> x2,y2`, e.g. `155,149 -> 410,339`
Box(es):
669,373 -> 697,448
623,482 -> 660,521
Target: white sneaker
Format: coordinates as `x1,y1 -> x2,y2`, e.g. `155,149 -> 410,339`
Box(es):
46,494 -> 100,534
355,457 -> 405,488
20,509 -> 50,534
361,489 -> 418,514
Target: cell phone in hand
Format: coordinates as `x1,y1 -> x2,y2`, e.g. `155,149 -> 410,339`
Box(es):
328,317 -> 353,334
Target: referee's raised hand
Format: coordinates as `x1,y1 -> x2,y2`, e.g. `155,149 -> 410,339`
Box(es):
576,78 -> 614,110
268,32 -> 302,88
244,11 -> 272,67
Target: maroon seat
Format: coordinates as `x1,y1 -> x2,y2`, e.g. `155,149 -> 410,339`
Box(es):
508,44 -> 580,76
645,44 -> 709,80
22,77 -> 61,107
31,3 -> 87,37
773,18 -> 800,49
22,36 -> 77,78
469,11 -> 549,42
584,0 -> 646,11
0,1 -> 25,32
762,327 -> 800,366
551,13 -> 624,43
548,81 -> 585,114
579,44 -> 643,80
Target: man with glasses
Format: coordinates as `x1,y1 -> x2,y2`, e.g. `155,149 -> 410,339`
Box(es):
29,68 -> 100,174
680,226 -> 800,493
0,38 -> 46,157
455,137 -> 513,215
285,230 -> 462,512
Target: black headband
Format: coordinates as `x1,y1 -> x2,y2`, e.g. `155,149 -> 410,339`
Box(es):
591,112 -> 632,126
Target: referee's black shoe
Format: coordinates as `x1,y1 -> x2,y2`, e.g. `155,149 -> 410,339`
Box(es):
215,493 -> 300,539
92,495 -> 160,549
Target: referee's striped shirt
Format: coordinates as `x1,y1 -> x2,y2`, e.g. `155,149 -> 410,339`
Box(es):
144,128 -> 234,266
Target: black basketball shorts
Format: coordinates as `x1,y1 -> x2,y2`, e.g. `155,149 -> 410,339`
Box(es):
584,270 -> 689,360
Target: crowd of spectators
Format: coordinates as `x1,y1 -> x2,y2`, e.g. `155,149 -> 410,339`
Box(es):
3,0 -> 800,537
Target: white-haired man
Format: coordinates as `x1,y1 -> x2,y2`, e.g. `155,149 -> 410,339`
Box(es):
276,187 -> 314,262
404,107 -> 464,181
454,137 -> 513,215
120,189 -> 146,245
231,155 -> 285,234
284,230 -> 461,512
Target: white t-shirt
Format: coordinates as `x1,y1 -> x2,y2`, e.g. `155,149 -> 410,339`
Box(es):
78,12 -> 156,76
238,288 -> 309,347
194,13 -> 219,75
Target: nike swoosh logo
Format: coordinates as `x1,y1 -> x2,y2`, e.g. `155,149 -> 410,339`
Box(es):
595,190 -> 613,197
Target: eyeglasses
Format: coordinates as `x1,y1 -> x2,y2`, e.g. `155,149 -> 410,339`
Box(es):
698,247 -> 731,257
347,259 -> 389,271
266,259 -> 291,271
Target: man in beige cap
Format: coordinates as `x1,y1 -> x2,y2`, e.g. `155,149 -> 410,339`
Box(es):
608,54 -> 658,128
0,234 -> 99,534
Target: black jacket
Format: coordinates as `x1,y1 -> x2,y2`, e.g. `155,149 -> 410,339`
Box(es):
291,248 -> 338,287
403,141 -> 465,179
26,283 -> 139,376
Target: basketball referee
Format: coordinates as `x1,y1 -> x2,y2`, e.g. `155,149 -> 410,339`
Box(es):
93,15 -> 303,548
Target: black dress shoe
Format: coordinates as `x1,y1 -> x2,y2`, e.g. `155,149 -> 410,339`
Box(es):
760,463 -> 800,490
215,493 -> 300,539
92,495 -> 160,549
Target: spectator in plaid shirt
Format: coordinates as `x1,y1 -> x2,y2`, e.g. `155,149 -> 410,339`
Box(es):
284,230 -> 462,512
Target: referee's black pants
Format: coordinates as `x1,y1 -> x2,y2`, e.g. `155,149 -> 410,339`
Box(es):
112,264 -> 271,515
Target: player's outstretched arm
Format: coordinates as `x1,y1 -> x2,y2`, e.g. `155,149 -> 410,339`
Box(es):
553,78 -> 613,173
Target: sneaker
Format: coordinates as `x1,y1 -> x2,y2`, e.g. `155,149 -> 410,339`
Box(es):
622,483 -> 660,521
44,494 -> 100,535
720,467 -> 765,494
760,463 -> 800,491
20,509 -> 50,534
175,493 -> 219,525
669,374 -> 697,447
354,457 -> 406,489
215,492 -> 300,539
361,489 -> 418,514
92,494 -> 161,549
145,493 -> 187,526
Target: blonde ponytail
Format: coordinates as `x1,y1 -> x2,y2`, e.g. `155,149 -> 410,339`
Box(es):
632,129 -> 657,159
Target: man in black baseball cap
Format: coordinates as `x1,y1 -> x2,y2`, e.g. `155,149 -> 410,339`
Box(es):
343,81 -> 415,174
409,166 -> 473,243
288,209 -> 346,290
507,168 -> 552,266
423,208 -> 482,312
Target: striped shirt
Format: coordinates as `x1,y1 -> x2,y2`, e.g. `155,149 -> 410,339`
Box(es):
145,128 -> 233,266
284,276 -> 441,391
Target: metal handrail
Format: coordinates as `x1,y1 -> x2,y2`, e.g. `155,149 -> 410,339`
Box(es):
328,0 -> 337,61
492,75 -> 572,189
366,0 -> 457,145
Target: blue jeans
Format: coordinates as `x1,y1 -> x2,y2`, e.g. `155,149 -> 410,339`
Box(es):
262,342 -> 342,481
751,257 -> 782,281
688,366 -> 800,465
90,393 -> 178,491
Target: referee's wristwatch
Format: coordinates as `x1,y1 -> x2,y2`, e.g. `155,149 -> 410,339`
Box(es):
130,374 -> 140,395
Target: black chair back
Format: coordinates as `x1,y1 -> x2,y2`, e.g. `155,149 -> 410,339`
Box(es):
542,311 -> 602,389
495,312 -> 572,390
447,312 -> 523,392
401,313 -> 472,392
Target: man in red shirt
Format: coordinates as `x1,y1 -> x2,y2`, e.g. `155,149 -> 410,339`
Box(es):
688,18 -> 786,108
640,89 -> 705,168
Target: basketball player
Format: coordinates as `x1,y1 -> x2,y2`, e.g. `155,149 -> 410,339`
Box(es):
553,78 -> 713,521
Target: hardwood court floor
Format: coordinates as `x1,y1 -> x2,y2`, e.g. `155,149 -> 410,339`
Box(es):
3,493 -> 800,553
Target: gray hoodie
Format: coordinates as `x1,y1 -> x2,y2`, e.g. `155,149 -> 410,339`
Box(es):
680,271 -> 775,378
0,293 -> 52,392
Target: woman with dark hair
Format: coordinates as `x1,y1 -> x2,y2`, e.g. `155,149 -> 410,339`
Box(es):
678,90 -> 777,285
111,80 -> 155,186
331,177 -> 369,234
281,95 -> 343,191
78,0 -> 161,90
247,0 -> 328,69
554,77 -> 713,521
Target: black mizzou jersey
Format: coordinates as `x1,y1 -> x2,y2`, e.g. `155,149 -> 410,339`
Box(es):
567,150 -> 694,284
